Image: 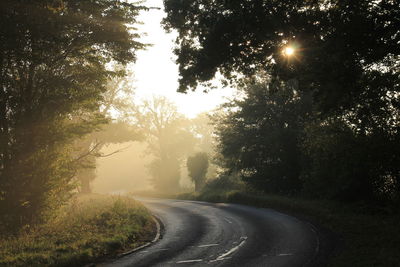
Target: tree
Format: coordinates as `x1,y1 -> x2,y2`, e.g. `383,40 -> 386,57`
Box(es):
302,118 -> 400,202
74,71 -> 142,194
0,0 -> 146,230
189,113 -> 219,179
215,77 -> 310,194
134,96 -> 196,192
163,0 -> 399,138
163,0 -> 399,114
164,0 -> 400,204
187,152 -> 209,192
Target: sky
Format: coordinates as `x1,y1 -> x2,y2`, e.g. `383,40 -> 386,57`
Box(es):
95,0 -> 235,193
130,0 -> 235,118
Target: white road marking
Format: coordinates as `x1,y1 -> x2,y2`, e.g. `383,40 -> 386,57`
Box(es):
209,237 -> 247,262
208,256 -> 232,262
277,253 -> 294,256
198,244 -> 219,248
224,217 -> 233,224
176,259 -> 203,264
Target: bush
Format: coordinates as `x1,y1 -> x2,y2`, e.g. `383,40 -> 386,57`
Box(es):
204,174 -> 244,192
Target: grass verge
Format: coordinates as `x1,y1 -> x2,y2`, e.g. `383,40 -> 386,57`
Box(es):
177,190 -> 400,267
0,194 -> 156,266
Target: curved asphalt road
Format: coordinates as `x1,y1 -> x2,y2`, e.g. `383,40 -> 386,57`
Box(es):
103,198 -> 320,267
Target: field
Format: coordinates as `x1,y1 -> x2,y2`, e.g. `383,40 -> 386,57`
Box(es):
0,194 -> 156,266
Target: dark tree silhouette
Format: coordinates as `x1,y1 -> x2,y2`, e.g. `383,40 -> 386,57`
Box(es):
215,77 -> 310,194
163,0 -> 399,115
164,0 -> 400,204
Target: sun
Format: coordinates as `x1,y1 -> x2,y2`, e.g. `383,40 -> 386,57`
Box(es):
282,46 -> 295,57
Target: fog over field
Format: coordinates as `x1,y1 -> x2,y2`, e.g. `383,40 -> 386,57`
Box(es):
93,142 -> 152,194
94,142 -> 195,194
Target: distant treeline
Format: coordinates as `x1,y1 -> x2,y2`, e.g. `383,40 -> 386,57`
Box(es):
164,0 -> 400,205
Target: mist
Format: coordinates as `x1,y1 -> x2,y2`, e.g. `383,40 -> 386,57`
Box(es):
92,134 -> 204,195
92,142 -> 153,194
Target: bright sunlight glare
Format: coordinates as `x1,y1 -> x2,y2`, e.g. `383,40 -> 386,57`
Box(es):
283,46 -> 295,57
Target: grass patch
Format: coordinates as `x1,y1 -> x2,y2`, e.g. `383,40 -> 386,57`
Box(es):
0,194 -> 156,266
177,190 -> 400,267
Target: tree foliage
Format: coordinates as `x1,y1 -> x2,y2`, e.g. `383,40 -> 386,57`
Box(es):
302,119 -> 400,202
163,0 -> 399,136
189,113 -> 219,179
164,0 -> 400,204
163,0 -> 399,113
0,0 -> 146,230
216,77 -> 310,195
215,76 -> 400,202
187,152 -> 209,192
74,72 -> 142,194
134,96 -> 196,192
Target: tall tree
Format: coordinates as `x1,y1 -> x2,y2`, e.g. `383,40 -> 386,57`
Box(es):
75,72 -> 142,194
215,77 -> 310,194
0,0 -> 146,230
164,0 -> 400,203
134,96 -> 196,193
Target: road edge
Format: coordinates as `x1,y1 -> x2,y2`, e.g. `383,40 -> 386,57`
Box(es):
117,215 -> 162,257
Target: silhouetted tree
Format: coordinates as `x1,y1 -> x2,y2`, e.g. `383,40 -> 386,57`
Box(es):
163,0 -> 399,116
164,0 -> 400,204
302,118 -> 400,202
215,77 -> 310,194
187,152 -> 209,192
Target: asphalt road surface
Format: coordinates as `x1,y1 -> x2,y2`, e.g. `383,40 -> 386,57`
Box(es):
103,198 -> 320,267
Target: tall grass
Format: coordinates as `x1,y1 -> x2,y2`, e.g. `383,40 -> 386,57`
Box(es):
0,194 -> 155,266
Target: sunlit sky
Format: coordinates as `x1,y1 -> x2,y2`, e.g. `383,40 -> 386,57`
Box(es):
130,0 -> 235,118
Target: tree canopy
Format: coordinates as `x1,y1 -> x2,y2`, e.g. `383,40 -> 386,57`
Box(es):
163,0 -> 400,203
0,0 -> 146,230
134,96 -> 196,192
163,0 -> 399,121
74,71 -> 142,194
215,77 -> 309,194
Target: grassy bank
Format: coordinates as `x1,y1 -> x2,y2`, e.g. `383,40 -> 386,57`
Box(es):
178,190 -> 400,267
0,194 -> 156,266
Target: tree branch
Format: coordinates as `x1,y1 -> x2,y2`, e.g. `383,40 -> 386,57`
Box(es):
98,145 -> 131,157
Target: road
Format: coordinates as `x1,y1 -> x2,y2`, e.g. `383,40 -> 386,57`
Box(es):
102,198 -> 320,267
